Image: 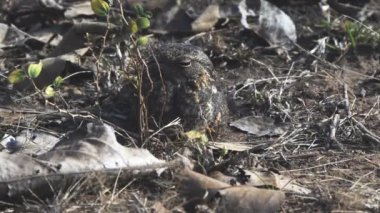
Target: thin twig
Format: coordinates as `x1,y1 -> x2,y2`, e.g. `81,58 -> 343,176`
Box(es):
142,118 -> 181,147
349,170 -> 375,190
352,117 -> 380,145
329,113 -> 344,150
343,82 -> 352,117
250,58 -> 280,83
284,158 -> 352,172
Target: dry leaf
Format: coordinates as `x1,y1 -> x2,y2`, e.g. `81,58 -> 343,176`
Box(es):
177,168 -> 229,211
242,169 -> 311,194
191,5 -> 220,32
50,22 -> 118,57
64,2 -> 94,18
215,186 -> 285,213
209,171 -> 238,185
0,23 -> 8,44
177,168 -> 285,212
15,130 -> 60,155
238,0 -> 297,52
208,141 -> 253,152
0,123 -> 166,203
0,23 -> 26,47
229,116 -> 288,136
177,167 -> 230,198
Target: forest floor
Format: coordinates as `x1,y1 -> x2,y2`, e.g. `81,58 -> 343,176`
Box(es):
0,0 -> 379,212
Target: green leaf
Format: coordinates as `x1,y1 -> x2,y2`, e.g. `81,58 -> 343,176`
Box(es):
345,22 -> 356,48
44,86 -> 55,98
137,17 -> 150,29
91,0 -> 110,17
185,130 -> 208,144
27,61 -> 43,79
8,69 -> 25,84
220,146 -> 228,156
130,20 -> 138,33
132,4 -> 144,16
53,76 -> 63,88
136,36 -> 149,46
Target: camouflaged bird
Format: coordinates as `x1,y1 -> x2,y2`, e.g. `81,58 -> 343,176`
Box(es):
102,43 -> 226,131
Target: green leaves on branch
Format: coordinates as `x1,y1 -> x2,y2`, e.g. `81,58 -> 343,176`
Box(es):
344,20 -> 380,48
345,21 -> 358,48
53,76 -> 63,88
44,86 -> 55,98
137,36 -> 149,46
130,20 -> 138,33
185,130 -> 209,144
130,18 -> 150,34
137,17 -> 150,29
27,61 -> 43,79
129,3 -> 151,34
91,0 -> 111,17
45,76 -> 64,98
8,59 -> 62,98
132,4 -> 145,17
8,69 -> 25,84
8,61 -> 43,84
130,4 -> 151,46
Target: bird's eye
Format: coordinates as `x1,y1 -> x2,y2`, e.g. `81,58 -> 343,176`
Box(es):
178,58 -> 191,67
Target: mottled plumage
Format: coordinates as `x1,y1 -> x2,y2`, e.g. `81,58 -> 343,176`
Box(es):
102,43 -> 225,131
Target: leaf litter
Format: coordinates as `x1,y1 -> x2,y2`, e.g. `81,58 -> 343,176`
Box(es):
0,0 -> 380,212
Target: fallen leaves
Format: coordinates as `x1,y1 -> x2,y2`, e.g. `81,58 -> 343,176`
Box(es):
0,123 -> 167,203
0,122 -> 300,211
177,167 -> 286,212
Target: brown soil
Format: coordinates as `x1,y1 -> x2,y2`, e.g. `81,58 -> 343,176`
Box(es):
0,0 -> 379,212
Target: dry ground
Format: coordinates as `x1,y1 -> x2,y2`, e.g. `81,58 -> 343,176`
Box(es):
0,0 -> 379,212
